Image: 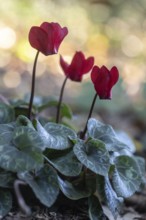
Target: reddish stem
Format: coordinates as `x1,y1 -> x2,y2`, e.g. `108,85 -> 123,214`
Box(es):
28,51 -> 39,119
80,93 -> 97,139
56,76 -> 68,123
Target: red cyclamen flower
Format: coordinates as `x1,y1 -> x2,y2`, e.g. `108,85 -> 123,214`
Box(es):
60,51 -> 94,82
91,65 -> 119,99
29,22 -> 68,55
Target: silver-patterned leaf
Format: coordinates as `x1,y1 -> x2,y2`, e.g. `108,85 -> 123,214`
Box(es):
36,120 -> 77,150
87,118 -> 134,153
13,126 -> 45,152
18,165 -> 59,207
112,155 -> 143,198
0,144 -> 43,172
0,123 -> 15,145
88,118 -> 116,139
58,176 -> 91,200
88,195 -> 109,220
0,103 -> 15,124
45,151 -> 82,176
74,139 -> 110,176
96,175 -> 122,220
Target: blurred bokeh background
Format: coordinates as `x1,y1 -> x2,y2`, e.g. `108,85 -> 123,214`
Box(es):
0,0 -> 146,131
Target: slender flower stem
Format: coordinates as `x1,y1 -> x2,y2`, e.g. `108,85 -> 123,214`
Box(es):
80,93 -> 98,139
28,51 -> 39,119
56,76 -> 68,123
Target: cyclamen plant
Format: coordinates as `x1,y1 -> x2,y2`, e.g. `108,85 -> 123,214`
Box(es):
0,21 -> 145,220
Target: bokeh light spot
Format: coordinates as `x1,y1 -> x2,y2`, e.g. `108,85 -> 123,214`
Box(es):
0,26 -> 16,49
122,35 -> 143,57
3,71 -> 21,88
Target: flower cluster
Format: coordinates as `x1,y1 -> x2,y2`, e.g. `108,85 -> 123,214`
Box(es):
28,21 -> 119,130
29,21 -> 119,99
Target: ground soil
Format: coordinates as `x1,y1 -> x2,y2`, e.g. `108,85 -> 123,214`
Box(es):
2,187 -> 146,220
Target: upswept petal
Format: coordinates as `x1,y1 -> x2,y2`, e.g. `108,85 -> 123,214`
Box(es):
29,22 -> 68,55
60,51 -> 94,82
109,66 -> 119,87
29,27 -> 49,55
41,23 -> 56,54
91,66 -> 100,84
91,65 -> 119,99
60,55 -> 69,76
45,23 -> 68,53
70,51 -> 85,73
82,57 -> 94,74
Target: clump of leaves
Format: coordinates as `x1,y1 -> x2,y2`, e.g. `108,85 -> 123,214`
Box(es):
0,21 -> 145,220
0,105 -> 145,219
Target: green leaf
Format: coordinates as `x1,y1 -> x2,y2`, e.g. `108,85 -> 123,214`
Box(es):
16,115 -> 35,130
0,144 -> 43,172
36,120 -> 77,150
87,119 -> 134,153
134,156 -> 145,179
37,100 -> 72,119
112,155 -> 143,198
88,195 -> 109,220
58,175 -> 91,200
13,126 -> 45,152
0,170 -> 15,188
0,123 -> 15,145
0,103 -> 15,124
96,175 -> 122,220
74,139 -> 110,176
18,165 -> 59,207
11,99 -> 35,117
0,190 -> 12,218
45,150 -> 82,176
134,156 -> 146,188
88,118 -> 116,138
115,131 -> 135,153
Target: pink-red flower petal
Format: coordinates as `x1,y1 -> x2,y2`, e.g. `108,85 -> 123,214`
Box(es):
91,65 -> 119,99
83,57 -> 94,73
60,51 -> 94,82
60,55 -> 69,76
29,22 -> 68,55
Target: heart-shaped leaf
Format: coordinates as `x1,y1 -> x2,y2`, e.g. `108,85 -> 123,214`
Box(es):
0,103 -> 15,124
0,144 -> 43,172
112,155 -> 143,198
115,131 -> 135,153
0,190 -> 12,218
74,139 -> 110,176
87,119 -> 134,153
18,165 -> 59,207
36,120 -> 77,150
88,118 -> 116,139
97,175 -> 122,220
88,195 -> 109,220
58,176 -> 91,200
45,150 -> 82,176
0,123 -> 15,145
13,126 -> 45,152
